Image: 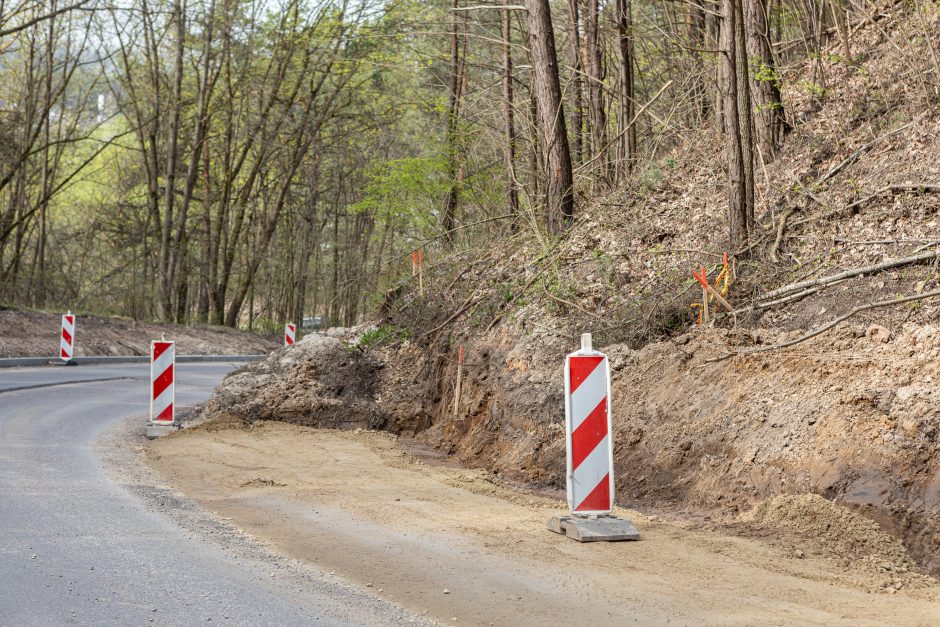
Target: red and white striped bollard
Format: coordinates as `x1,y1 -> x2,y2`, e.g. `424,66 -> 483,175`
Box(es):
565,333 -> 615,514
284,323 -> 296,347
147,339 -> 176,438
60,312 -> 75,362
549,333 -> 639,541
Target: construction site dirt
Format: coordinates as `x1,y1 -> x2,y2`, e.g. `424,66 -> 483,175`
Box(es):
145,420 -> 940,626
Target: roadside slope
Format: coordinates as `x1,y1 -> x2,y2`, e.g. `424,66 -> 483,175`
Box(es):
0,308 -> 279,358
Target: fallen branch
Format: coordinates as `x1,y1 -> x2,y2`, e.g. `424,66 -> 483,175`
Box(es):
542,280 -> 610,322
708,289 -> 940,363
845,183 -> 940,213
425,294 -> 483,338
815,122 -> 914,187
756,249 -> 940,305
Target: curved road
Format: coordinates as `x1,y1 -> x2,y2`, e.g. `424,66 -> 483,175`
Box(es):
0,362 -> 419,626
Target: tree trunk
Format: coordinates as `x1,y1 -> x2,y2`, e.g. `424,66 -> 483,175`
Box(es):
687,1 -> 710,126
565,0 -> 583,165
721,0 -> 749,248
158,0 -> 186,319
501,9 -> 519,220
745,0 -> 789,161
441,0 -> 462,245
734,0 -> 755,222
582,0 -> 607,176
616,0 -> 636,177
525,0 -> 575,234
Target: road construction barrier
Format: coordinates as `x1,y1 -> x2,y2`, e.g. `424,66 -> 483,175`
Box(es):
284,323 -> 296,347
60,312 -> 75,362
150,340 -> 175,425
564,333 -> 614,515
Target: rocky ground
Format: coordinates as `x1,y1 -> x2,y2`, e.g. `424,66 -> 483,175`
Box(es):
0,308 -> 279,358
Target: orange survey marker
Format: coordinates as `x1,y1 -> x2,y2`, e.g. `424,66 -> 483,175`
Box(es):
691,253 -> 735,324
411,250 -> 418,276
693,266 -> 734,314
692,267 -> 710,324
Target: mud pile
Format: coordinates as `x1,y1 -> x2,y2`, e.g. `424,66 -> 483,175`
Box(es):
200,330 -> 388,430
198,319 -> 940,578
351,319 -> 940,577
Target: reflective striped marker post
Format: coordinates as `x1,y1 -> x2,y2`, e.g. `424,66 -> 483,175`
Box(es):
146,339 -> 176,438
548,333 -> 639,542
284,323 -> 296,347
60,312 -> 75,362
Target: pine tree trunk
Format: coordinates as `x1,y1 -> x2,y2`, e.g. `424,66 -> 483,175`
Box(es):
501,9 -> 519,220
441,0 -> 462,246
721,0 -> 749,248
616,0 -> 636,177
566,0 -> 584,165
525,0 -> 575,234
582,0 -> 606,176
745,0 -> 789,161
734,0 -> 755,223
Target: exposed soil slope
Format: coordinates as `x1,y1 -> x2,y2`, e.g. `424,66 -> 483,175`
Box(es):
0,308 -> 278,358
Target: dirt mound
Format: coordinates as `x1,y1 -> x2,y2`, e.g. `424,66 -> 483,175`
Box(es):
740,494 -> 933,592
353,320 -> 940,578
199,330 -> 389,431
0,308 -> 278,358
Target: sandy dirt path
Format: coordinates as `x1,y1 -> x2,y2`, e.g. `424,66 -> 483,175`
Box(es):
146,422 -> 940,626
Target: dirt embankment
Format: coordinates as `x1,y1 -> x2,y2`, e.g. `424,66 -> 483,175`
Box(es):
146,421 -> 940,625
0,308 -> 279,358
196,320 -> 940,580
182,0 -> 940,585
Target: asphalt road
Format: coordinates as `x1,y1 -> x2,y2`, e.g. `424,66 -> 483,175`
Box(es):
0,362 -> 421,626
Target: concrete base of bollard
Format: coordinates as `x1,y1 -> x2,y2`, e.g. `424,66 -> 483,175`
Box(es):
547,515 -> 640,542
146,422 -> 178,439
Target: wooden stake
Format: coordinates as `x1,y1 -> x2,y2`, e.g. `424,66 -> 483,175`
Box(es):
699,266 -> 709,323
453,345 -> 464,417
418,248 -> 424,297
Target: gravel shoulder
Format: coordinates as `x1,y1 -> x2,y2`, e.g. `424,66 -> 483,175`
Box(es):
97,411 -> 429,626
145,421 -> 940,626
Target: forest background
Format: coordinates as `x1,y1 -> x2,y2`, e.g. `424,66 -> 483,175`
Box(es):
0,0 -> 934,335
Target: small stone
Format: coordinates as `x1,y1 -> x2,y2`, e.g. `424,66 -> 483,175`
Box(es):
367,582 -> 373,588
867,325 -> 891,344
443,588 -> 450,594
794,550 -> 805,559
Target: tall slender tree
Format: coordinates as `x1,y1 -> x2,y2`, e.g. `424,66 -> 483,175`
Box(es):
525,0 -> 575,234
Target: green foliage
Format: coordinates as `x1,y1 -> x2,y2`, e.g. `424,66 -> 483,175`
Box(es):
798,79 -> 829,100
350,156 -> 450,230
357,324 -> 410,350
753,61 -> 781,88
